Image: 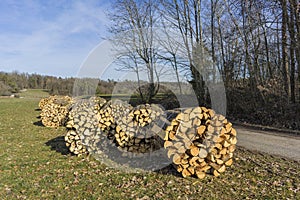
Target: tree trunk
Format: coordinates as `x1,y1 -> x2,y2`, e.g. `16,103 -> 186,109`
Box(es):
291,0 -> 300,102
260,13 -> 272,78
173,54 -> 183,94
211,0 -> 217,83
288,0 -> 296,103
281,0 -> 291,101
216,14 -> 226,85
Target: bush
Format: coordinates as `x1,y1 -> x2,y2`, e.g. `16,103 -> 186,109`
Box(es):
0,81 -> 12,96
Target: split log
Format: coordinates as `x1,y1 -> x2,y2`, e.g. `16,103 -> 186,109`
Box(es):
164,106 -> 237,179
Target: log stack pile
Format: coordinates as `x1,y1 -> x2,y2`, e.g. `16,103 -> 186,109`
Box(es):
39,95 -> 73,110
82,99 -> 138,162
64,129 -> 86,156
114,104 -> 165,153
40,95 -> 74,128
39,95 -> 238,179
38,97 -> 50,110
65,99 -> 133,158
65,97 -> 107,156
97,99 -> 133,139
164,106 -> 237,179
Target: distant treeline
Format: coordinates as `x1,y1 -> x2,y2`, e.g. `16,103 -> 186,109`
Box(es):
0,71 -> 74,96
0,71 -> 192,96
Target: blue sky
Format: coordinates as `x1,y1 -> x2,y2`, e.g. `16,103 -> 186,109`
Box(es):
0,0 -> 112,77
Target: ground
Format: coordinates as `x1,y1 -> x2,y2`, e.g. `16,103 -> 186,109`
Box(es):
0,90 -> 299,199
236,125 -> 300,161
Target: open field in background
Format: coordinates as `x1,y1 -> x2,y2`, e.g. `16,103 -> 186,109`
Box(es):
18,89 -> 50,99
0,90 -> 299,199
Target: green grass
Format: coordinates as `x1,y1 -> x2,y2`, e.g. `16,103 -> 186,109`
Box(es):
0,91 -> 299,199
18,89 -> 50,99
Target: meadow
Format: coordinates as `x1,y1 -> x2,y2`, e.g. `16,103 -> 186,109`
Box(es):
0,90 -> 299,199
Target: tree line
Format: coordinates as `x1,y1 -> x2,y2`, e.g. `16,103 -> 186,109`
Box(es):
108,0 -> 300,106
0,71 -> 72,95
0,71 -> 189,97
0,71 -> 120,96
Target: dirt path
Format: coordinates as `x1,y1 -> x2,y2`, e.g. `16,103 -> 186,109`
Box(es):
236,126 -> 300,162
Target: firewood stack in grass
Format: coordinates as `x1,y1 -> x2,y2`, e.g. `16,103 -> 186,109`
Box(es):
164,106 -> 237,179
40,95 -> 74,128
97,99 -> 133,139
39,95 -> 73,110
114,103 -> 165,154
84,99 -> 138,160
40,94 -> 238,179
38,97 -> 50,110
65,97 -> 106,156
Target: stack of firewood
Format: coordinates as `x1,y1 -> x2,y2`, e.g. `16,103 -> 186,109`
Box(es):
65,99 -> 133,158
39,95 -> 73,110
38,97 -> 50,110
40,95 -> 238,179
114,104 -> 165,153
164,106 -> 237,179
64,129 -> 86,156
65,97 -> 107,156
40,95 -> 73,128
97,99 -> 133,139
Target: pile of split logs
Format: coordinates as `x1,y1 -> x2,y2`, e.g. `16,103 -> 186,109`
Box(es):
39,95 -> 237,179
65,97 -> 107,156
39,95 -> 73,128
164,107 -> 237,179
98,99 -> 132,139
115,104 -> 165,153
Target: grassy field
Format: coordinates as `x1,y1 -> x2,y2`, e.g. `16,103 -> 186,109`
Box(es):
18,89 -> 50,98
0,90 -> 299,199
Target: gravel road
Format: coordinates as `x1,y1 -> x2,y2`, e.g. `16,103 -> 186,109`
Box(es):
236,126 -> 300,162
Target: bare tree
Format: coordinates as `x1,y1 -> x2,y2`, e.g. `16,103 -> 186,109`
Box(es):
159,0 -> 208,105
107,0 -> 300,107
108,0 -> 160,102
114,49 -> 145,99
296,2 -> 300,101
156,21 -> 187,94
